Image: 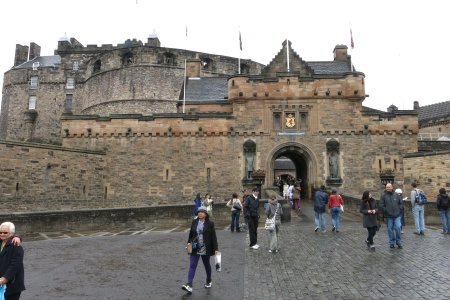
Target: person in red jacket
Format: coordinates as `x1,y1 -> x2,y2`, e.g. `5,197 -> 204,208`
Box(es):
329,188 -> 344,233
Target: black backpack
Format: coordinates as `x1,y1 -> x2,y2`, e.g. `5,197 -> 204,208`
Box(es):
440,195 -> 450,210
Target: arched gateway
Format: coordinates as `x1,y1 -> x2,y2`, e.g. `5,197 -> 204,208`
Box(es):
267,142 -> 318,199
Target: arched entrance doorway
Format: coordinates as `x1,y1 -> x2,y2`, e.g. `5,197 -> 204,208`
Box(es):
267,143 -> 317,199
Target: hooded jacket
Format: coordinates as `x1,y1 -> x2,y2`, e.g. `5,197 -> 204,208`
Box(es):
380,190 -> 403,218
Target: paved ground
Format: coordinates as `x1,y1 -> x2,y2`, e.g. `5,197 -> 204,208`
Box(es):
20,200 -> 450,299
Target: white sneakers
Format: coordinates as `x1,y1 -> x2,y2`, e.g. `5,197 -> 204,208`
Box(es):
182,284 -> 192,294
250,244 -> 260,249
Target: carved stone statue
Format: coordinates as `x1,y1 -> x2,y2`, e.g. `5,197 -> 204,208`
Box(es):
329,152 -> 339,178
245,152 -> 254,179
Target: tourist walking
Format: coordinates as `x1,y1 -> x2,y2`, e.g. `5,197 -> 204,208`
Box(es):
379,183 -> 403,249
395,188 -> 406,233
227,193 -> 242,232
0,221 -> 25,300
182,206 -> 219,294
287,181 -> 294,209
265,196 -> 283,253
437,187 -> 450,234
314,185 -> 328,232
329,188 -> 344,232
193,193 -> 204,218
410,182 -> 426,235
244,187 -> 260,249
205,193 -> 214,218
360,191 -> 378,250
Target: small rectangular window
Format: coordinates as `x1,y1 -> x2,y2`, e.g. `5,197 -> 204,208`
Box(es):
29,96 -> 37,110
66,78 -> 75,89
32,62 -> 40,70
30,76 -> 38,89
65,94 -> 73,111
73,61 -> 79,71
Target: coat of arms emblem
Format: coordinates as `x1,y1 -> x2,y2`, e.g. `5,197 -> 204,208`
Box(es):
285,114 -> 296,128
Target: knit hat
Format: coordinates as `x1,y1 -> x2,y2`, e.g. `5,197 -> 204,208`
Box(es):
197,206 -> 208,215
395,188 -> 402,194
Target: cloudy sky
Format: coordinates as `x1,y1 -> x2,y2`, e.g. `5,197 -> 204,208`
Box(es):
1,0 -> 449,111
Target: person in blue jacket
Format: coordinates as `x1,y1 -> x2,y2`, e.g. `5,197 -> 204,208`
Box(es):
193,193 -> 204,218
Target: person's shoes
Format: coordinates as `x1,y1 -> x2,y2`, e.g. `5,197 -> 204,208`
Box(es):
274,249 -> 279,253
332,226 -> 336,232
314,226 -> 319,232
182,283 -> 193,294
370,244 -> 375,250
390,245 -> 395,249
397,244 -> 403,249
204,281 -> 212,289
335,230 -> 340,233
236,229 -> 241,232
420,231 -> 424,235
365,240 -> 370,247
268,250 -> 273,253
250,244 -> 259,249
401,230 -> 404,234
414,232 -> 420,235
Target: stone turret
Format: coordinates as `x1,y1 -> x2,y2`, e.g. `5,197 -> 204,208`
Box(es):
29,42 -> 41,60
14,44 -> 29,66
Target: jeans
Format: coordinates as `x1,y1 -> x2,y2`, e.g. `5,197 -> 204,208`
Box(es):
412,205 -> 425,233
330,207 -> 341,231
230,210 -> 240,232
187,254 -> 211,285
268,221 -> 281,251
439,210 -> 450,233
314,211 -> 326,231
386,216 -> 402,246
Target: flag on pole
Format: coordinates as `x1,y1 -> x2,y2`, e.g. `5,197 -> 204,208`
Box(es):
186,26 -> 188,37
350,28 -> 354,49
239,31 -> 242,51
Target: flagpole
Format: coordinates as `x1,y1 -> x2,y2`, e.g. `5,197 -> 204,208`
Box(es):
238,29 -> 242,74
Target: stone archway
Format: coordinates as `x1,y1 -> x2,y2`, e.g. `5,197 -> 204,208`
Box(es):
266,143 -> 318,199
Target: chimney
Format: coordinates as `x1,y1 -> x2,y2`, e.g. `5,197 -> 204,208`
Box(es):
29,42 -> 41,61
186,58 -> 201,78
147,32 -> 161,47
333,45 -> 348,62
14,44 -> 29,67
413,101 -> 420,110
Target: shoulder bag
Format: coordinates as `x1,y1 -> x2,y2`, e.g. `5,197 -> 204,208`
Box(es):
264,204 -> 279,231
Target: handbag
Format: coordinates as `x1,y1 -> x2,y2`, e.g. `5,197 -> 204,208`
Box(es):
186,243 -> 193,254
264,204 -> 279,231
232,200 -> 242,211
340,204 -> 344,212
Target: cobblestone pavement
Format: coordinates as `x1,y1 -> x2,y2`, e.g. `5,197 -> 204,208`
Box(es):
21,200 -> 450,299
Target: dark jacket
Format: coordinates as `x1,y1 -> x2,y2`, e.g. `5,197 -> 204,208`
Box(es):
437,193 -> 450,211
244,194 -> 259,218
314,189 -> 328,213
379,190 -> 403,218
187,218 -> 218,256
0,240 -> 25,297
360,198 -> 378,228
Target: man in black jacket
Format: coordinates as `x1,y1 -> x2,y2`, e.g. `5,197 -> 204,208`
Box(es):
244,187 -> 260,249
379,183 -> 404,249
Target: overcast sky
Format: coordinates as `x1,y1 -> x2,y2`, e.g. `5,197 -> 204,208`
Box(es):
1,0 -> 449,112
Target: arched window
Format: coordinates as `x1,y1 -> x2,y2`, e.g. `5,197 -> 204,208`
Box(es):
122,52 -> 134,66
163,52 -> 175,65
93,60 -> 101,73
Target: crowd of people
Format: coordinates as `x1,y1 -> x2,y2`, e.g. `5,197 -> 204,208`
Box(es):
182,181 -> 449,295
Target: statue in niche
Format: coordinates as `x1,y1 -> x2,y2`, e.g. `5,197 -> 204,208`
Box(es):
329,152 -> 339,179
245,151 -> 254,179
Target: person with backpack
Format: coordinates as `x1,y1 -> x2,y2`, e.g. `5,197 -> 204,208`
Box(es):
410,182 -> 426,235
437,187 -> 450,234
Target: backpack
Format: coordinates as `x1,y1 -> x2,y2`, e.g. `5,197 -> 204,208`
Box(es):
440,195 -> 449,210
415,189 -> 428,205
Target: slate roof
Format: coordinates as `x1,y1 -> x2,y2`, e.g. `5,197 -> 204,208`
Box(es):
184,77 -> 228,101
307,61 -> 353,75
274,159 -> 295,170
14,55 -> 61,69
418,100 -> 450,122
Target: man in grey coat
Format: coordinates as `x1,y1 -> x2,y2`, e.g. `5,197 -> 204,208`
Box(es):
379,183 -> 404,249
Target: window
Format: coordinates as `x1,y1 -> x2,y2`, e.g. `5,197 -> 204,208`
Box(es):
73,61 -> 79,71
66,78 -> 75,89
65,94 -> 73,111
30,76 -> 38,89
93,60 -> 101,73
28,96 -> 37,110
32,62 -> 40,70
